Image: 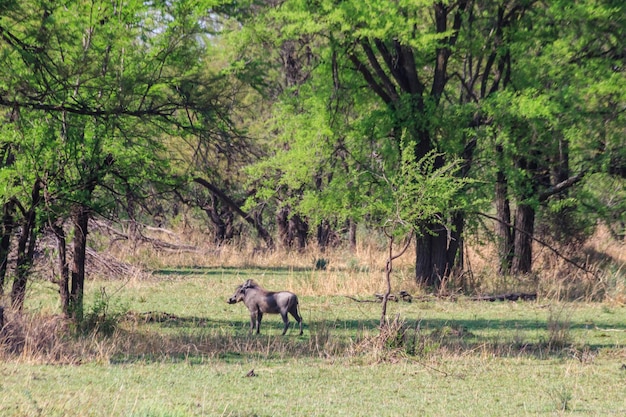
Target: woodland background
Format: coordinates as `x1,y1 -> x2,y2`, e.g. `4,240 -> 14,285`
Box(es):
0,0 -> 625,322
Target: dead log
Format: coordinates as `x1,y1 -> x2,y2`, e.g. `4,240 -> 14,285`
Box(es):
470,292 -> 537,302
346,291 -> 414,303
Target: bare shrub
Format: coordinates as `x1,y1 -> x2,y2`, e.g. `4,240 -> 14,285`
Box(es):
545,306 -> 573,351
0,311 -> 70,363
349,315 -> 408,363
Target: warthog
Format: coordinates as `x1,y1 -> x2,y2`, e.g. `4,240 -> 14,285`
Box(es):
227,279 -> 303,335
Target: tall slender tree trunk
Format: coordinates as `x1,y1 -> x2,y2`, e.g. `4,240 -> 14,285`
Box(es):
52,223 -> 70,317
69,205 -> 89,322
447,212 -> 465,272
510,151 -> 539,275
348,219 -> 357,252
495,168 -> 514,275
511,203 -> 535,275
11,180 -> 42,310
276,207 -> 289,249
0,201 -> 15,295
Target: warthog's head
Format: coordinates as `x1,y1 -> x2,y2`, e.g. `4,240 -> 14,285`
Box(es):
227,279 -> 256,304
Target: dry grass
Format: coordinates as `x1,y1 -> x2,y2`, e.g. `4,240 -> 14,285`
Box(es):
109,222 -> 625,302
0,310 -> 115,364
460,224 -> 626,301
0,311 -> 352,365
1,222 -> 624,365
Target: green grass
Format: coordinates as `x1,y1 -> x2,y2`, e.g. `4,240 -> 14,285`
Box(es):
3,266 -> 626,416
2,356 -> 626,416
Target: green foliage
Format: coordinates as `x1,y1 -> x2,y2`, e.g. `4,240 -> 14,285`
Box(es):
0,0 -> 239,313
581,173 -> 626,238
79,287 -> 127,336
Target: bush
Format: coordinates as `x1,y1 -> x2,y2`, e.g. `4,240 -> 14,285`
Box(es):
80,287 -> 127,336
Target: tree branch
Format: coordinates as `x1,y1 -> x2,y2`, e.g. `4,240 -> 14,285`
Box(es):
538,170 -> 587,202
192,177 -> 274,249
474,211 -> 595,275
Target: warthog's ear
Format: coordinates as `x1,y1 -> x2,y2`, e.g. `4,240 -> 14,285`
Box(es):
243,279 -> 254,288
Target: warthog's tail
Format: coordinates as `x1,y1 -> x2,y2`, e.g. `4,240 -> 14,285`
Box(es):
294,296 -> 303,335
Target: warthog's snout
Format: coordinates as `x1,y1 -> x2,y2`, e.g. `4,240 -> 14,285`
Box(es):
227,297 -> 237,304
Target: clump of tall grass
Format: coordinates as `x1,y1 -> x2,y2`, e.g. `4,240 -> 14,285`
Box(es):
79,287 -> 127,336
545,306 -> 573,351
0,310 -> 71,363
348,315 -> 406,363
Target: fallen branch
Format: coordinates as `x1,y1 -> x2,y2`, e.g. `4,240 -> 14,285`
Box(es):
346,291 -> 414,303
594,326 -> 626,332
344,296 -> 379,303
470,292 -> 537,302
85,247 -> 147,279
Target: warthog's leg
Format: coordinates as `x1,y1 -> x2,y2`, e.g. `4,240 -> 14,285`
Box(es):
289,305 -> 303,335
280,312 -> 290,335
256,312 -> 263,334
249,312 -> 256,333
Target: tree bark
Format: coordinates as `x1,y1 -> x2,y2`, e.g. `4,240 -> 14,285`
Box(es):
11,180 -> 42,310
0,201 -> 15,295
203,196 -> 235,244
447,212 -> 465,273
69,205 -> 89,322
415,228 -> 449,288
511,203 -> 535,275
348,219 -> 357,252
495,167 -> 513,275
277,206 -> 308,250
52,223 -> 70,317
317,220 -> 332,252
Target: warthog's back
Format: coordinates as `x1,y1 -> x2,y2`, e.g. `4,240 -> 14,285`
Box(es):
251,290 -> 297,314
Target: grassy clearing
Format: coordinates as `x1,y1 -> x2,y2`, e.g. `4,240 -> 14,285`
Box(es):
2,355 -> 626,416
2,265 -> 626,416
1,227 -> 625,416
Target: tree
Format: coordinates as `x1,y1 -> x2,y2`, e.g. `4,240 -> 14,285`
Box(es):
238,0 -> 537,287
0,0 -> 233,316
376,151 -> 471,324
238,0 -> 625,285
481,0 -> 626,275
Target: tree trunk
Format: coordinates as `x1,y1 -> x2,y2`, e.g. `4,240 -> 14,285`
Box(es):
201,194 -> 238,245
193,177 -> 274,249
203,201 -> 228,244
11,180 -> 42,310
317,220 -> 332,252
69,205 -> 89,322
277,206 -> 308,250
0,201 -> 14,295
415,227 -> 449,288
447,212 -> 465,273
511,203 -> 535,275
348,219 -> 357,252
291,214 -> 308,250
495,168 -> 514,275
381,233 -> 413,327
276,207 -> 289,249
52,223 -> 70,317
